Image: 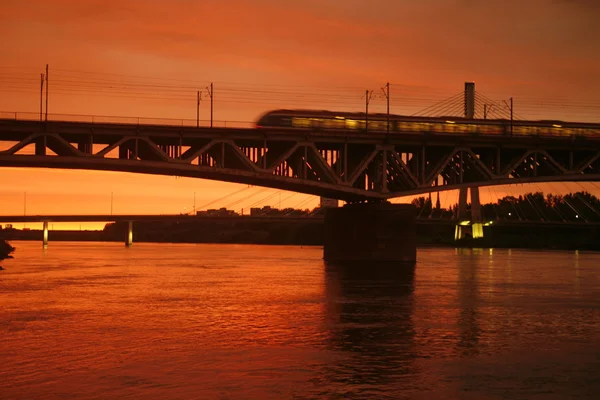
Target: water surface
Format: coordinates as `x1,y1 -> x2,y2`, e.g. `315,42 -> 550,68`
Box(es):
1,242 -> 599,399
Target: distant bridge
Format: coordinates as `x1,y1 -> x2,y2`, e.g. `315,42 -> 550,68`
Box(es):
0,214 -> 319,223
1,213 -> 597,227
0,116 -> 599,201
2,213 -> 597,247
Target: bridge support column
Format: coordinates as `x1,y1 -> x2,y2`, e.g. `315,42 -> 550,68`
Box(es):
324,203 -> 416,264
35,136 -> 47,156
125,221 -> 133,247
455,186 -> 484,241
42,221 -> 49,248
470,186 -> 484,239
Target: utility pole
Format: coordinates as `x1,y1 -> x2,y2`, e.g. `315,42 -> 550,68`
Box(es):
111,192 -> 113,215
45,64 -> 48,122
193,192 -> 196,214
381,82 -> 390,134
196,90 -> 200,128
510,97 -> 513,136
502,98 -> 514,135
365,89 -> 372,133
24,192 -> 26,229
40,73 -> 45,122
206,83 -> 213,127
483,104 -> 487,120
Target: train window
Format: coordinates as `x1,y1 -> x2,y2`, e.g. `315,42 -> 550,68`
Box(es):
396,122 -> 409,131
346,119 -> 359,129
321,118 -> 341,129
292,117 -> 310,128
490,125 -> 501,134
369,120 -> 381,131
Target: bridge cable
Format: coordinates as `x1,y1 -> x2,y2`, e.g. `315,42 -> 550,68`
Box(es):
532,182 -> 565,222
521,185 -> 550,221
487,187 -> 500,220
474,93 -> 513,120
544,182 -> 570,222
556,182 -> 591,221
288,195 -> 318,213
524,193 -> 547,221
221,187 -> 272,210
425,95 -> 463,117
412,92 -> 463,117
495,185 -> 513,221
445,100 -> 467,118
554,182 -> 589,222
571,182 -> 600,219
574,192 -> 600,219
425,94 -> 465,117
508,189 -> 526,220
243,190 -> 284,209
476,92 -> 527,120
276,194 -> 309,215
246,190 -> 300,211
195,185 -> 255,211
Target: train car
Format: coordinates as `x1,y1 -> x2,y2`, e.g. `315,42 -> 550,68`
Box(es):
255,109 -> 600,137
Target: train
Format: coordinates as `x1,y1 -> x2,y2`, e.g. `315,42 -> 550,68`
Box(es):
255,109 -> 600,137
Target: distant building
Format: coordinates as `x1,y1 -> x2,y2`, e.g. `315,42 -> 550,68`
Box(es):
250,206 -> 276,216
197,207 -> 237,217
320,197 -> 338,208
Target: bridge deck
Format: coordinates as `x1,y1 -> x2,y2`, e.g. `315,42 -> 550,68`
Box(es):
0,118 -> 599,200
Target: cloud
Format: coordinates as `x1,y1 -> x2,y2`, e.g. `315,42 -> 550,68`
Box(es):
1,0 -> 598,96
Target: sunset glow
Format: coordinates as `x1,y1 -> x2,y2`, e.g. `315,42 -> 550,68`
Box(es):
1,0 -> 599,228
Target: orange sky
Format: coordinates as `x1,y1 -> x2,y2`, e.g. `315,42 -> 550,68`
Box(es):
1,0 -> 599,229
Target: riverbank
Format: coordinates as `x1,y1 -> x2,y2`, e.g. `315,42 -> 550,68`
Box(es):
1,219 -> 599,251
0,239 -> 15,269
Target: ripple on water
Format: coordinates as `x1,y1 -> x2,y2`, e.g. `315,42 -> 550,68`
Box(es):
1,242 -> 600,399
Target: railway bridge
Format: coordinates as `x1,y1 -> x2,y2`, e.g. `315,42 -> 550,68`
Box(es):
1,112 -> 599,262
0,117 -> 599,201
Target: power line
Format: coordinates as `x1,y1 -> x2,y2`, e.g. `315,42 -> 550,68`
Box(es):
3,67 -> 600,122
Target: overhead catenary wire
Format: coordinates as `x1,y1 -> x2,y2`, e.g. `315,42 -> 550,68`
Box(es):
2,67 -> 600,122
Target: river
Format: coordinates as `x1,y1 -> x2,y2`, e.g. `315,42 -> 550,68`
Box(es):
1,242 -> 599,399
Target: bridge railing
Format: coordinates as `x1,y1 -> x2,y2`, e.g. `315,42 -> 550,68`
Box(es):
0,111 -> 256,129
2,111 -> 597,137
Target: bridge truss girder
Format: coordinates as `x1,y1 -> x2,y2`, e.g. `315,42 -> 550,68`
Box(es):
1,121 -> 600,200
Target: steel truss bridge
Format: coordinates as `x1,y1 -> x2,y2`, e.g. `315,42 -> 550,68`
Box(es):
1,118 -> 599,200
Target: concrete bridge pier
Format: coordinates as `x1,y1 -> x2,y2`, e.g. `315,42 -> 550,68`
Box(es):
455,186 -> 483,240
470,186 -> 484,239
125,221 -> 133,247
323,203 -> 416,264
42,221 -> 49,248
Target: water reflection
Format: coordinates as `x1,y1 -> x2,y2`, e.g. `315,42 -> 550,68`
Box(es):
320,262 -> 416,394
456,249 -> 482,357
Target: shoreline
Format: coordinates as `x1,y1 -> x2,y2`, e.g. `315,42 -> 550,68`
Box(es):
3,237 -> 598,253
